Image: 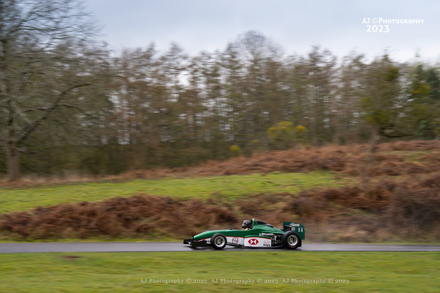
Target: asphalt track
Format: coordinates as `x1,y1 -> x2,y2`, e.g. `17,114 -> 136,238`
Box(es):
1,243 -> 440,253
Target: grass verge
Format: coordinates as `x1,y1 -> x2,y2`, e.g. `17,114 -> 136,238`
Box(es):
0,251 -> 439,292
0,171 -> 350,214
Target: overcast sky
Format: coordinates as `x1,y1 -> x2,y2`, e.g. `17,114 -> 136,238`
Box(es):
85,0 -> 440,63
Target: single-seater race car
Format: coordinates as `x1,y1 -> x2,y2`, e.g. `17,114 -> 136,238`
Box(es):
183,219 -> 305,250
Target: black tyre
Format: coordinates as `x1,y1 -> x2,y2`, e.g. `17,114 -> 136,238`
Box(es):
211,233 -> 227,250
283,231 -> 301,250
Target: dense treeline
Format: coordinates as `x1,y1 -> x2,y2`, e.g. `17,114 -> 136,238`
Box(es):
1,1 -> 440,179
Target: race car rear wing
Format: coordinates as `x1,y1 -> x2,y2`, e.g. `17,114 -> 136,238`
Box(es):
283,222 -> 305,240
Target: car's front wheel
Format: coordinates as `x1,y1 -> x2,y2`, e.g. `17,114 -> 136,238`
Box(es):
283,231 -> 301,250
211,233 -> 227,250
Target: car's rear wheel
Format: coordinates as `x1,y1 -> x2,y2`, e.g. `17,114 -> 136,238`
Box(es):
283,231 -> 301,250
211,233 -> 227,250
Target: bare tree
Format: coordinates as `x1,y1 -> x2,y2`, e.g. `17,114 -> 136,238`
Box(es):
0,0 -> 108,180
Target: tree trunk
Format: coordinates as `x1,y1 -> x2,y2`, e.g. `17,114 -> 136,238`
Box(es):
361,132 -> 380,187
6,142 -> 20,181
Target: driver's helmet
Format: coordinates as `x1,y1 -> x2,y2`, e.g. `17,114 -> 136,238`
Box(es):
242,220 -> 251,229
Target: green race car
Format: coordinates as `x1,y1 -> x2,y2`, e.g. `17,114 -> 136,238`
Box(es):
183,219 -> 305,250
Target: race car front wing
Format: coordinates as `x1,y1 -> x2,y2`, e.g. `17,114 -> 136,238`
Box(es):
183,239 -> 207,247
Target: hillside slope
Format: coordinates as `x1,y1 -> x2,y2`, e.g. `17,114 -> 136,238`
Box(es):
1,140 -> 439,242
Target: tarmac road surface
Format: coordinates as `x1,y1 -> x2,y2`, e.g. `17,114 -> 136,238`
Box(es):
1,242 -> 440,253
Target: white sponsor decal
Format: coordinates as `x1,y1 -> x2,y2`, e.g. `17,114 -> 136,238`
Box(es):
226,236 -> 244,245
244,237 -> 271,247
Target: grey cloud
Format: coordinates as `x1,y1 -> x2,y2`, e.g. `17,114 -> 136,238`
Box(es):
86,0 -> 440,61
